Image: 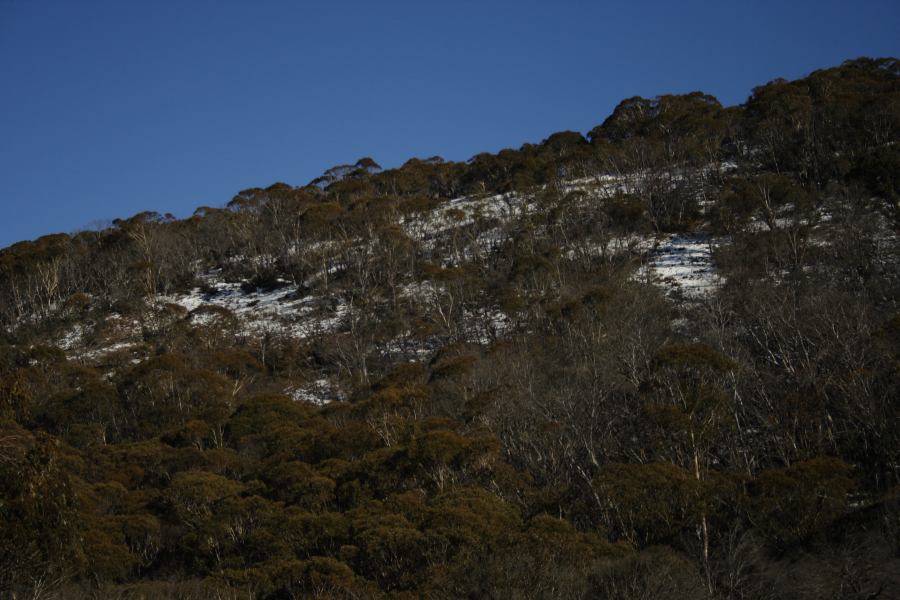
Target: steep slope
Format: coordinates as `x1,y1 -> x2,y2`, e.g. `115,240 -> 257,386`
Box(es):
0,58 -> 898,600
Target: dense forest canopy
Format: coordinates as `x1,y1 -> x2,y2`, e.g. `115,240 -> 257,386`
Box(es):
1,57 -> 898,599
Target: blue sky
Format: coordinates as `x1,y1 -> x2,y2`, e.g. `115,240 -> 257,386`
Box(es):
1,0 -> 898,248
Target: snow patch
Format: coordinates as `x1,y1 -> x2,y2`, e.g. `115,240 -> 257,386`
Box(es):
640,234 -> 723,298
287,378 -> 343,406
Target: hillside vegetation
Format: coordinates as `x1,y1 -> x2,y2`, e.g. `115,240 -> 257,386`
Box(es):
1,58 -> 899,599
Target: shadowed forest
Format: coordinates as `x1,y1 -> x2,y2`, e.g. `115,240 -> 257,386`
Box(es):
1,58 -> 898,599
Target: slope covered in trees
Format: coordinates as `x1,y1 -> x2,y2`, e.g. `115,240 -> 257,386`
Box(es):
0,58 -> 898,599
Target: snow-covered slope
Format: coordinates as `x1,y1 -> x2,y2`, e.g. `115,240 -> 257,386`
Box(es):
54,171 -> 737,401
639,234 -> 723,298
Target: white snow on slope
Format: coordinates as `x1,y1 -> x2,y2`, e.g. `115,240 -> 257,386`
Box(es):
288,378 -> 344,406
640,234 -> 723,298
55,170 -> 736,369
159,279 -> 348,339
401,192 -> 536,250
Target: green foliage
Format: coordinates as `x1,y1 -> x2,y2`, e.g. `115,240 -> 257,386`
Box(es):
747,457 -> 856,548
0,421 -> 82,593
594,462 -> 699,545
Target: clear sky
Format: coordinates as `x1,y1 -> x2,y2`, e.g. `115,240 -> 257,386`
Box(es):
1,0 -> 898,248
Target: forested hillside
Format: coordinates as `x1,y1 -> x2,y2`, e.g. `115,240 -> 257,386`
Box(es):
1,57 -> 898,599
